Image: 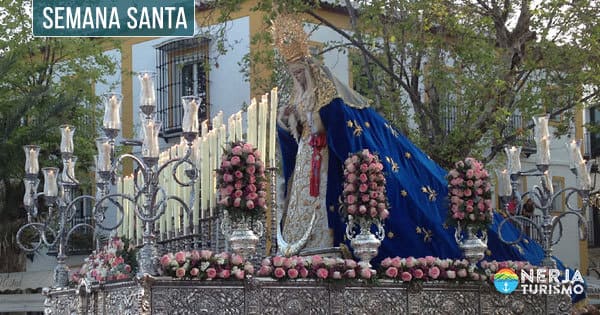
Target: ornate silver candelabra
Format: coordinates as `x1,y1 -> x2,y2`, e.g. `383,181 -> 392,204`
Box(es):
17,72 -> 203,284
497,115 -> 589,267
17,127 -> 98,289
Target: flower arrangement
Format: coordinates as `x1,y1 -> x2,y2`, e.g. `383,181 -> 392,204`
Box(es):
341,149 -> 389,221
159,250 -> 254,280
70,237 -> 135,284
217,141 -> 267,220
256,255 -> 375,280
446,157 -> 493,231
480,260 -> 536,281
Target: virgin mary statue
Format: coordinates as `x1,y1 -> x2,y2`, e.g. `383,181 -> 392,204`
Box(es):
272,14 -> 575,281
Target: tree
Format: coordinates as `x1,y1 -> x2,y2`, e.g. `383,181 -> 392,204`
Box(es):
0,1 -> 116,272
217,0 -> 599,168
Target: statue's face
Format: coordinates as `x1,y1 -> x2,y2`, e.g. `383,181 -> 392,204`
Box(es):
289,63 -> 307,90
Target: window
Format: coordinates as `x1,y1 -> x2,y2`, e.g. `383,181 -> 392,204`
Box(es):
156,38 -> 210,137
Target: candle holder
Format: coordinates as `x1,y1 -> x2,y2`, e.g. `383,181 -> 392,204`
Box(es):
497,138 -> 589,267
17,137 -> 99,288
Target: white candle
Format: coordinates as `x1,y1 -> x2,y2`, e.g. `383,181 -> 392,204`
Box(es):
542,170 -> 554,195
537,136 -> 551,165
247,98 -> 257,146
269,87 -> 278,166
496,169 -> 512,197
103,93 -> 122,131
181,96 -> 200,134
566,139 -> 583,169
228,115 -> 236,144
61,156 -> 77,183
209,131 -> 217,214
24,145 -> 40,175
23,180 -> 38,208
577,160 -> 592,190
96,138 -> 112,172
142,119 -> 161,158
60,125 -> 75,154
139,72 -> 156,106
235,112 -> 243,142
125,176 -> 134,240
504,146 -> 522,175
219,125 -> 227,156
258,94 -> 268,158
42,167 -> 59,197
200,137 -> 209,214
201,120 -> 209,137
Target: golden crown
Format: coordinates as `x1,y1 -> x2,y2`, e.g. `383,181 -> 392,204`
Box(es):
271,13 -> 311,63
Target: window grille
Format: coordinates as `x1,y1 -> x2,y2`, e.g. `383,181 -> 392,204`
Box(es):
156,38 -> 210,138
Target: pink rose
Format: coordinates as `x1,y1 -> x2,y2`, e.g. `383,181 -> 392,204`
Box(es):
359,184 -> 368,193
317,268 -> 329,279
405,257 -> 415,268
361,194 -> 370,202
176,267 -> 186,278
369,207 -> 378,217
345,269 -> 356,278
274,267 -> 286,278
381,257 -> 392,268
232,146 -> 243,155
428,266 -> 440,279
466,205 -> 474,213
273,256 -> 284,267
288,268 -> 299,279
247,192 -> 258,200
244,264 -> 255,275
261,258 -> 271,266
246,200 -> 255,209
347,163 -> 356,172
347,173 -> 357,183
311,255 -> 323,266
414,269 -> 424,279
257,197 -> 266,207
221,160 -> 231,168
234,190 -> 243,198
345,259 -> 357,269
299,267 -> 309,278
231,156 -> 241,166
234,181 -> 243,190
466,180 -> 474,187
235,270 -> 245,280
200,250 -> 212,260
206,268 -> 217,279
471,272 -> 480,281
231,254 -> 243,265
446,270 -> 456,279
258,266 -> 271,276
360,268 -> 372,279
332,271 -> 342,279
358,205 -> 367,214
247,184 -> 257,193
233,198 -> 242,207
247,165 -> 256,174
242,143 -> 253,153
385,267 -> 398,278
466,169 -> 474,178
360,164 -> 369,172
235,170 -> 244,179
160,255 -> 172,267
401,271 -> 412,282
380,209 -> 389,220
190,268 -> 199,277
246,155 -> 256,164
359,173 -> 368,182
347,205 -> 357,214
391,257 -> 402,268
346,195 -> 356,204
175,251 -> 186,264
464,189 -> 472,197
190,250 -> 201,261
457,269 -> 467,278
124,264 -> 132,273
223,173 -> 234,183
249,175 -> 256,183
219,269 -> 231,279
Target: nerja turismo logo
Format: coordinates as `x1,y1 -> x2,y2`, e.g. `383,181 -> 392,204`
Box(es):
493,268 -> 585,295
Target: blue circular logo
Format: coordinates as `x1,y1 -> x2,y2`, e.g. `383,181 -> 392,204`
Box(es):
493,268 -> 519,294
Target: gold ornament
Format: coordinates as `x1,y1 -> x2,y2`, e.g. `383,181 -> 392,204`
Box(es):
271,13 -> 310,63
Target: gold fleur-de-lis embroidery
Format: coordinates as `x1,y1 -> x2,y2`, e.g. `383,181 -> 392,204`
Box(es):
365,122 -> 371,128
401,190 -> 408,197
416,226 -> 433,242
387,231 -> 395,239
485,250 -> 492,256
421,186 -> 437,201
405,152 -> 412,159
347,120 -> 363,136
385,156 -> 399,172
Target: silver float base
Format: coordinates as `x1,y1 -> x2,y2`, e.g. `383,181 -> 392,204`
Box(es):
43,277 -> 572,314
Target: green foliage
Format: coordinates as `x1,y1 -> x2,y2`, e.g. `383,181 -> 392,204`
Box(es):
0,1 -> 116,271
214,0 -> 599,168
